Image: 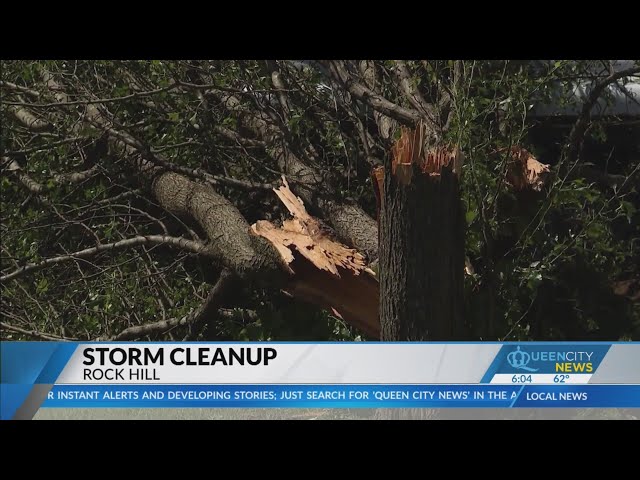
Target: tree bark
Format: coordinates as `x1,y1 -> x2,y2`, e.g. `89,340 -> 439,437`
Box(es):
375,124 -> 467,421
379,126 -> 466,341
151,171 -> 283,282
216,91 -> 379,262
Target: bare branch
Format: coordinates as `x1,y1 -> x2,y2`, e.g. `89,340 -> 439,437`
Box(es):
1,83 -> 179,108
217,90 -> 379,261
0,80 -> 41,97
96,188 -> 143,205
38,77 -> 286,281
266,60 -> 292,122
0,321 -> 77,341
4,136 -> 91,155
147,154 -> 275,191
105,269 -> 234,340
357,60 -> 397,141
3,157 -> 46,194
3,76 -> 297,109
212,125 -> 265,147
62,100 -> 273,192
391,60 -> 438,125
7,104 -> 52,131
53,165 -> 100,184
566,66 -> 640,164
322,60 -> 421,126
1,235 -> 212,283
3,156 -> 100,194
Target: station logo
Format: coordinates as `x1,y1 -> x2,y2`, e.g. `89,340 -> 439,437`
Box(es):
507,347 -> 538,372
491,344 -> 611,376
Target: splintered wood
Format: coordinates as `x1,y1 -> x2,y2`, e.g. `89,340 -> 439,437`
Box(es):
501,146 -> 551,192
371,122 -> 463,217
390,121 -> 464,185
253,177 -> 374,278
251,177 -> 380,338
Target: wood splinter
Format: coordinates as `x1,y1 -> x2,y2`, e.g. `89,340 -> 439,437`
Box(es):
372,121 -> 464,215
251,176 -> 379,338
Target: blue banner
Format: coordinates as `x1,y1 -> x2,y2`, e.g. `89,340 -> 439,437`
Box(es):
41,384 -> 640,408
1,342 -> 78,420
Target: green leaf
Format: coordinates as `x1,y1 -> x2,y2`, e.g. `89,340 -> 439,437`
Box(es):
36,278 -> 49,294
465,210 -> 477,224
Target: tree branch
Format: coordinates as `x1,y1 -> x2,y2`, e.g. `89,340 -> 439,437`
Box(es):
2,83 -> 180,108
357,60 -> 397,142
266,60 -> 292,122
0,80 -> 41,97
391,60 -> 438,128
3,156 -> 100,196
0,321 -> 77,341
7,104 -> 52,131
217,90 -> 380,261
212,125 -> 265,148
322,60 -> 421,126
4,136 -> 91,156
1,235 -> 212,283
40,76 -> 286,282
105,269 -> 234,340
566,66 -> 640,164
148,154 -> 275,191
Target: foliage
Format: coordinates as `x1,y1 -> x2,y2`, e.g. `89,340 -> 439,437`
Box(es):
1,60 -> 638,341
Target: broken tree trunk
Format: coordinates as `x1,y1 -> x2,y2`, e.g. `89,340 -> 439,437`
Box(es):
378,121 -> 466,341
252,178 -> 380,338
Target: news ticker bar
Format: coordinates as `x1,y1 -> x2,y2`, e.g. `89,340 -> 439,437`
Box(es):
42,384 -> 640,408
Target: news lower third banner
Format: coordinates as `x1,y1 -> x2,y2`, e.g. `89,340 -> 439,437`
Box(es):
2,342 -> 640,419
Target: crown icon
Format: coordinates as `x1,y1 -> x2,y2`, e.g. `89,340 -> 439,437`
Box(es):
507,346 -> 538,372
508,346 -> 530,368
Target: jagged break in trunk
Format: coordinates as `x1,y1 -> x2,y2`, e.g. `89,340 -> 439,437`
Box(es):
378,123 -> 466,341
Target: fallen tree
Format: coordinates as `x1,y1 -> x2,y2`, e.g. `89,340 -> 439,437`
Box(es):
2,60 -> 638,343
